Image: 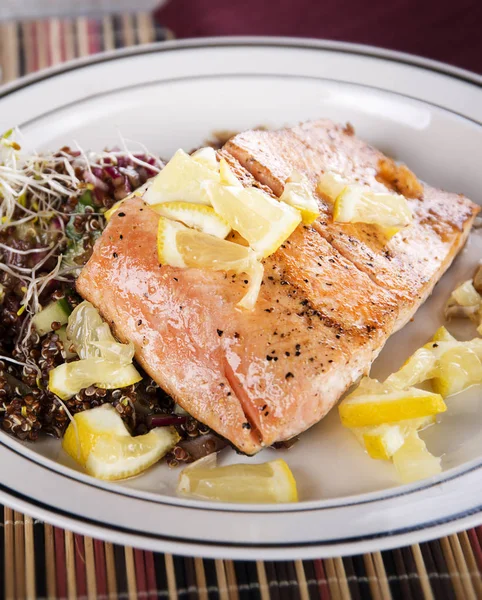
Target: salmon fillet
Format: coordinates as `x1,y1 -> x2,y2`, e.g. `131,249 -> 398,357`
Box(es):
76,120 -> 478,454
225,120 -> 478,330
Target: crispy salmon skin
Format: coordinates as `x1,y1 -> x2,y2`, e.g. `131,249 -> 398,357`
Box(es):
77,120 -> 479,453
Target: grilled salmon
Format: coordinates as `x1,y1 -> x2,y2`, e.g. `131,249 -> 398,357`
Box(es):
225,120 -> 478,331
77,120 -> 479,453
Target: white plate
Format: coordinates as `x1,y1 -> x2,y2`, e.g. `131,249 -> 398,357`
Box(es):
0,38 -> 481,560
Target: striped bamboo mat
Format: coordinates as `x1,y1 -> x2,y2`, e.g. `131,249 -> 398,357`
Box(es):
3,507 -> 482,599
0,12 -> 171,83
0,11 -> 482,600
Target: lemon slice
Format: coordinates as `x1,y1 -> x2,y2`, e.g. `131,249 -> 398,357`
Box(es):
49,359 -> 142,400
339,387 -> 446,428
333,187 -> 412,235
157,217 -> 263,309
279,171 -> 320,225
352,416 -> 436,460
392,432 -> 442,484
152,201 -> 230,239
431,345 -> 482,397
178,456 -> 298,503
316,172 -> 347,202
143,149 -> 219,207
205,181 -> 301,258
385,347 -> 438,390
62,404 -> 179,480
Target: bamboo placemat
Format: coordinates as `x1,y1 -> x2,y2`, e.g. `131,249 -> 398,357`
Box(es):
0,11 -> 482,599
3,505 -> 482,599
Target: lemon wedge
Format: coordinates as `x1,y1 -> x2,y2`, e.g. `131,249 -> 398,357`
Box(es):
95,364 -> 144,390
385,327 -> 482,397
205,181 -> 301,258
339,387 -> 446,428
279,171 -> 320,225
236,260 -> 264,311
385,347 -> 438,390
392,432 -> 442,484
49,301 -> 142,399
49,359 -> 142,400
316,172 -> 347,202
450,280 -> 481,307
152,201 -> 230,239
432,326 -> 456,343
431,345 -> 482,397
143,149 -> 219,207
445,276 -> 482,334
177,456 -> 298,503
191,147 -> 219,171
352,416 -> 436,460
62,405 -> 179,480
63,403 -> 129,466
219,158 -> 243,187
67,301 -> 134,364
157,217 -> 263,309
333,187 -> 412,235
158,216 -> 255,269
157,216 -> 188,268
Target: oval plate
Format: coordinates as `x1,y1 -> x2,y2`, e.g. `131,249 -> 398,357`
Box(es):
0,38 -> 481,560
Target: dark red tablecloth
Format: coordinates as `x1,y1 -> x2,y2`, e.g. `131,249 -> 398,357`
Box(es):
157,0 -> 481,74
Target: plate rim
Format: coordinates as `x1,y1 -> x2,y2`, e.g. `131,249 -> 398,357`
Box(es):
1,36 -> 481,558
0,36 -> 480,100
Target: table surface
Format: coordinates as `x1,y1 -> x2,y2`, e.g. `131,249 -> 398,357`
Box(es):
0,11 -> 482,600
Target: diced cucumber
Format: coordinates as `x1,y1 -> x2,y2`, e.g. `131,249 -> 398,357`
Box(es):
78,190 -> 94,207
32,298 -> 72,336
56,325 -> 77,359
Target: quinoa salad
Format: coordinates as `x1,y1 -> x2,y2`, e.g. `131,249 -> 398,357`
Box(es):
0,130 -> 228,468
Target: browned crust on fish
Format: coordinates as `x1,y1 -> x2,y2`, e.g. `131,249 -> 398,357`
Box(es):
224,120 -> 479,331
76,120 -> 479,453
